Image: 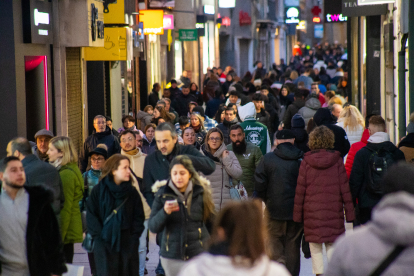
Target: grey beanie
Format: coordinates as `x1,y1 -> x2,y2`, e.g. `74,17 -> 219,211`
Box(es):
34,129 -> 54,139
407,122 -> 414,134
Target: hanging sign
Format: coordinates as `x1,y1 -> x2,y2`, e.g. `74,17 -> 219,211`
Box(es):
84,27 -> 131,60
163,14 -> 174,29
239,11 -> 251,26
219,0 -> 236,8
358,0 -> 395,5
140,10 -> 164,35
178,29 -> 198,41
22,0 -> 53,44
342,0 -> 387,16
285,7 -> 300,24
314,24 -> 324,38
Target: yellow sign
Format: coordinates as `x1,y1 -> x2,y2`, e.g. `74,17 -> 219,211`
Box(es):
103,0 -> 125,24
84,28 -> 128,61
140,10 -> 164,35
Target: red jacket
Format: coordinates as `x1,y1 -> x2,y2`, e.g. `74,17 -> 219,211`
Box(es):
318,93 -> 325,106
345,129 -> 370,178
293,149 -> 355,243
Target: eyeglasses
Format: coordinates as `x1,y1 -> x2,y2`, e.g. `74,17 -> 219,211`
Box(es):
209,137 -> 221,142
91,157 -> 105,162
137,139 -> 143,143
121,137 -> 134,143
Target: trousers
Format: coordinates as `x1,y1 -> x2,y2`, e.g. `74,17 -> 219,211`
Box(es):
309,242 -> 334,274
160,257 -> 186,276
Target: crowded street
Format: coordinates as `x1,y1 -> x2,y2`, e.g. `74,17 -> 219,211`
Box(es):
1,0 -> 414,276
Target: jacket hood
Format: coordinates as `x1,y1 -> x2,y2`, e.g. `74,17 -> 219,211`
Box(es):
361,128 -> 370,144
151,176 -> 211,193
367,132 -> 390,144
370,192 -> 414,246
203,142 -> 227,159
274,143 -> 303,160
304,149 -> 341,169
291,128 -> 308,143
305,96 -> 322,110
92,126 -> 112,136
313,108 -> 336,126
238,102 -> 256,122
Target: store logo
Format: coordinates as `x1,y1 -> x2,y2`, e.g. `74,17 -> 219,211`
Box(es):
285,7 -> 300,24
326,14 -> 348,22
34,9 -> 49,26
239,11 -> 252,26
247,131 -> 262,146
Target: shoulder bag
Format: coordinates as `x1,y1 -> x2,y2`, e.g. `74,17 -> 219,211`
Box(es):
368,245 -> 406,276
82,197 -> 129,253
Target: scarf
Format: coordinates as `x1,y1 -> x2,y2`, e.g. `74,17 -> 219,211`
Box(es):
368,132 -> 390,144
168,179 -> 194,214
100,176 -> 134,252
201,144 -> 220,162
124,148 -> 139,156
50,158 -> 62,170
192,124 -> 202,133
37,148 -> 49,161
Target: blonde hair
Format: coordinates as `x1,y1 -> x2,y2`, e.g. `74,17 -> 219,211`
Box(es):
290,70 -> 299,80
190,113 -> 205,131
338,105 -> 365,132
50,136 -> 78,166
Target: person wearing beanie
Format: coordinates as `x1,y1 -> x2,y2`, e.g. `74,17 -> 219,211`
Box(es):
398,112 -> 414,162
33,129 -> 54,162
325,163 -> 414,276
169,79 -> 181,100
255,129 -> 304,276
291,114 -> 309,153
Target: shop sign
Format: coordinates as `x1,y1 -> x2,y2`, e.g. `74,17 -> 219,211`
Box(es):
239,11 -> 252,26
22,0 -> 53,44
342,0 -> 387,16
84,27 -> 132,61
163,14 -> 174,29
150,0 -> 175,8
204,5 -> 215,14
284,0 -> 299,6
285,7 -> 300,24
222,17 -> 231,27
178,29 -> 198,41
314,24 -> 324,38
140,10 -> 164,35
326,14 -> 348,22
312,17 -> 321,23
358,0 -> 395,5
219,0 -> 236,8
103,0 -> 126,24
296,20 -> 306,30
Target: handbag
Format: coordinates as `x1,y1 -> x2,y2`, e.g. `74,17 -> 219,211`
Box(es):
82,196 -> 129,253
228,177 -> 247,201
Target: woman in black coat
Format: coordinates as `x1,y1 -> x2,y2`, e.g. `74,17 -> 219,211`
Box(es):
149,155 -> 215,276
86,154 -> 145,276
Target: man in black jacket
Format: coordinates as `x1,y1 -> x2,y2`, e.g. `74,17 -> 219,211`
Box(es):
149,83 -> 161,108
217,107 -> 239,145
169,79 -> 181,100
313,108 -> 350,157
0,157 -> 66,276
80,115 -> 121,173
282,89 -> 305,129
254,130 -> 303,276
171,85 -> 197,117
143,122 -> 215,207
7,138 -> 65,216
350,115 -> 405,224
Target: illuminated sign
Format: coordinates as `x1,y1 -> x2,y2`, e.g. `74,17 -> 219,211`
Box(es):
34,9 -> 49,26
326,13 -> 348,22
285,7 -> 300,24
239,11 -> 251,26
314,24 -> 323,38
23,0 -> 53,44
163,14 -> 174,29
312,16 -> 321,23
219,0 -> 236,8
357,0 -> 395,5
140,10 -> 164,35
222,17 -> 231,27
196,23 -> 204,29
204,5 -> 215,15
296,20 -> 306,30
178,29 -> 198,41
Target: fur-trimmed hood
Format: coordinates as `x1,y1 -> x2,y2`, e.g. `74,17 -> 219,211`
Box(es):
152,176 -> 211,193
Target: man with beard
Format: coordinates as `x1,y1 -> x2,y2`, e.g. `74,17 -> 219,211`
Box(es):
32,129 -> 54,162
0,157 -> 66,276
217,107 -> 239,145
227,124 -> 263,197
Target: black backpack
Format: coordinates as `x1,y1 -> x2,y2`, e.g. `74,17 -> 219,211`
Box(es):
365,145 -> 395,195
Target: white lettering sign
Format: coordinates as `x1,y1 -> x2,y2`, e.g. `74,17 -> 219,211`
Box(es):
34,9 -> 49,26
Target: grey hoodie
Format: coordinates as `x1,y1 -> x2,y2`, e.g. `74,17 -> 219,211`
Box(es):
325,192 -> 414,276
297,95 -> 321,128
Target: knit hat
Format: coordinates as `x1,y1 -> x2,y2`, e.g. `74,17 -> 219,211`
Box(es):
383,163 -> 414,195
276,130 -> 295,140
330,84 -> 337,92
291,114 -> 305,129
192,106 -> 205,118
233,83 -> 244,95
407,122 -> 414,134
171,79 -> 177,84
88,146 -> 108,159
34,129 -> 54,139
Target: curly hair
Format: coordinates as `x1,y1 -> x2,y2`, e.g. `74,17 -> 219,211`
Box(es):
308,125 -> 335,150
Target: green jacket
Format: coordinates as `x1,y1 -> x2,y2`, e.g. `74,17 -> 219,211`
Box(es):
59,162 -> 84,244
239,118 -> 271,156
227,142 -> 263,196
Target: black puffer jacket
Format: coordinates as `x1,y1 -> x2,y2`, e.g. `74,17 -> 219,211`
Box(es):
80,127 -> 121,172
217,119 -> 239,145
255,143 -> 303,220
172,92 -> 197,117
256,109 -> 271,132
149,180 -> 210,260
283,99 -> 306,129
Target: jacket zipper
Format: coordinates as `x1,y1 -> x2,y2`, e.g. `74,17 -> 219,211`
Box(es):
166,231 -> 170,252
220,164 -> 224,209
198,228 -> 203,246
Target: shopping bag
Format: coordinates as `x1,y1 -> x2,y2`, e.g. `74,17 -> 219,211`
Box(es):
63,264 -> 84,276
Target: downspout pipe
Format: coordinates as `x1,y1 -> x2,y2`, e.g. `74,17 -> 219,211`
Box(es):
399,34 -> 408,138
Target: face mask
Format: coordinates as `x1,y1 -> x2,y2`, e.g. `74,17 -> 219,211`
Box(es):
341,81 -> 347,87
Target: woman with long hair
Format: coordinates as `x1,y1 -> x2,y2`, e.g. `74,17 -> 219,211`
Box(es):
142,124 -> 157,154
337,105 -> 364,145
178,201 -> 290,276
86,154 -> 145,276
293,126 -> 355,275
47,136 -> 84,263
214,105 -> 226,124
182,127 -> 201,150
152,106 -> 175,124
200,128 -> 242,211
149,155 -> 215,276
190,82 -> 203,106
190,112 -> 207,146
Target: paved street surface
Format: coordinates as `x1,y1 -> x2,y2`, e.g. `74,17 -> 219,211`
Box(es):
74,223 -> 353,276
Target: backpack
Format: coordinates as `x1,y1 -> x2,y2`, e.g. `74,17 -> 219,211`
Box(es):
365,145 -> 395,195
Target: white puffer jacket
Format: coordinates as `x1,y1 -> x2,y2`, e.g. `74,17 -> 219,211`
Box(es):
337,121 -> 364,146
200,143 -> 242,212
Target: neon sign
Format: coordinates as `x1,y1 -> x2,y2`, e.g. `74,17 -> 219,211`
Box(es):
285,7 -> 300,24
326,14 -> 348,22
34,9 -> 49,26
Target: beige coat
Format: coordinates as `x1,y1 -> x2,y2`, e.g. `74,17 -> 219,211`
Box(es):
121,148 -> 151,219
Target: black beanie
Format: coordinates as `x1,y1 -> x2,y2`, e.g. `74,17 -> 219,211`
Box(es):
383,163 -> 414,196
291,114 -> 305,129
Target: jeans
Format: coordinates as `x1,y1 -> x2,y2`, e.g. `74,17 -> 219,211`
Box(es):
309,242 -> 334,274
139,220 -> 149,276
155,233 -> 165,275
267,219 -> 303,276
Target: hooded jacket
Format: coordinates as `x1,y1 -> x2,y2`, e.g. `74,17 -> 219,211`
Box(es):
137,111 -> 153,131
293,150 -> 355,243
325,192 -> 414,276
283,99 -> 306,129
345,128 -> 369,178
398,132 -> 414,162
255,143 -> 303,220
297,95 -> 321,128
217,118 -> 239,145
172,92 -> 198,117
80,127 -> 121,173
238,103 -> 271,156
142,134 -> 157,155
178,253 -> 290,276
200,143 -> 242,211
313,108 -> 350,157
349,132 -> 405,208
